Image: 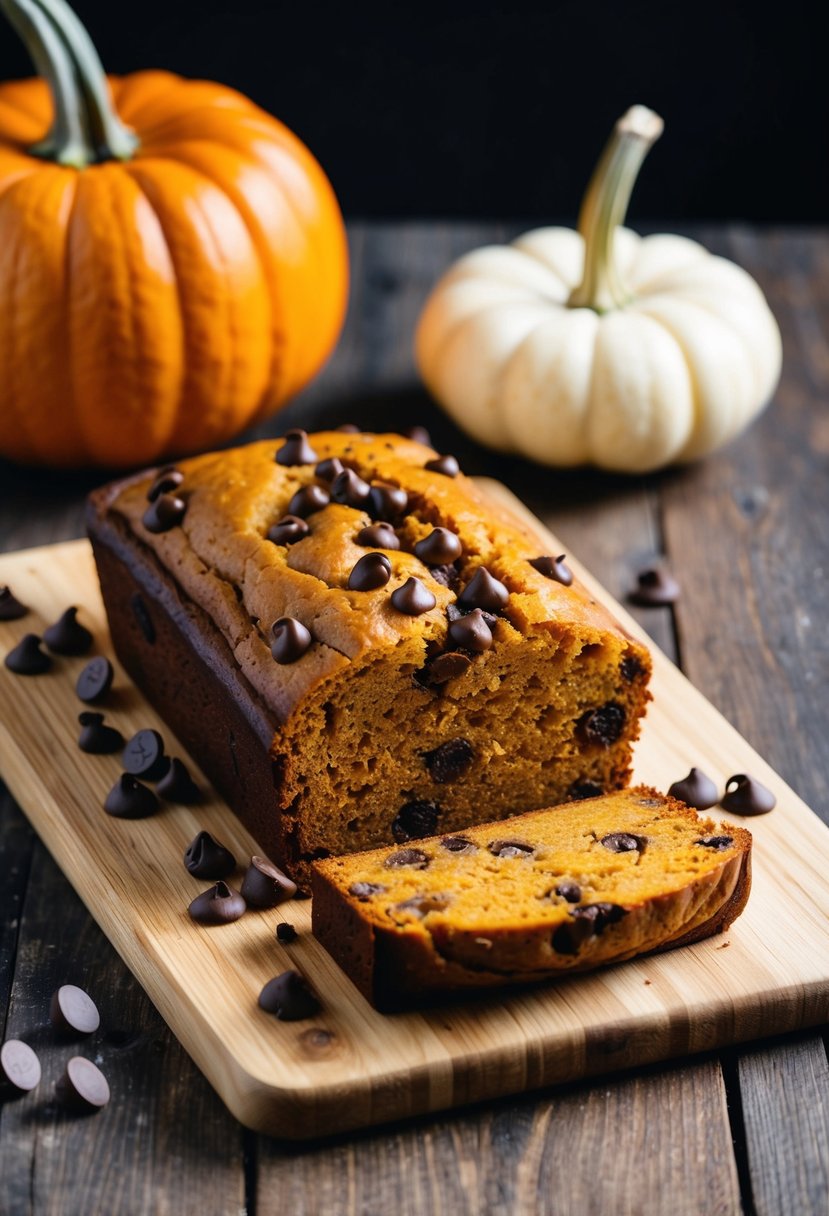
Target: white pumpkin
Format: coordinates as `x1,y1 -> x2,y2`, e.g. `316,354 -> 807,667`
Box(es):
415,106 -> 782,473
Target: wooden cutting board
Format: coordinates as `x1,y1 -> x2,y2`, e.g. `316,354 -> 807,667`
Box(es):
1,481 -> 828,1140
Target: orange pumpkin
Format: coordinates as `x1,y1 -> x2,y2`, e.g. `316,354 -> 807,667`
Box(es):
0,0 -> 348,468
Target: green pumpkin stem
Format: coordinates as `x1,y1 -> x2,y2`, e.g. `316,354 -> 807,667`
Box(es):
567,106 -> 663,313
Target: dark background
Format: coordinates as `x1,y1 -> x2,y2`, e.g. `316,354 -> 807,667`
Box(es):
0,1 -> 825,221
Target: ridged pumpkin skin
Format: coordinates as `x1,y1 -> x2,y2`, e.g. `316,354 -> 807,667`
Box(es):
0,71 -> 348,467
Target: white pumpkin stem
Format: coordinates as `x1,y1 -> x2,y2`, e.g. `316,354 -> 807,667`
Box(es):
568,106 -> 664,313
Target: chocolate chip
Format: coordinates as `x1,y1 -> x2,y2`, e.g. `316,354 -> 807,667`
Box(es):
50,984 -> 100,1035
556,881 -> 582,903
272,923 -> 296,946
104,773 -> 159,819
417,651 -> 473,685
385,848 -> 430,869
579,702 -> 625,746
721,773 -> 776,816
267,514 -> 310,545
391,576 -> 436,616
552,903 -> 627,954
142,493 -> 186,533
314,457 -> 344,484
147,468 -> 183,501
458,567 -> 509,613
56,1057 -> 110,1111
331,468 -> 371,508
620,655 -> 646,682
287,484 -> 330,517
122,728 -> 168,781
368,481 -> 408,520
0,586 -> 28,620
75,656 -> 114,703
414,528 -> 463,566
423,738 -> 474,783
424,454 -> 459,477
668,767 -> 719,810
258,971 -> 320,1021
4,634 -> 52,675
188,881 -> 246,925
601,832 -> 645,853
276,428 -> 318,466
392,800 -> 440,842
348,553 -> 392,591
271,617 -> 313,663
695,835 -> 734,851
0,1040 -> 41,1094
488,839 -> 534,858
440,836 -> 477,854
78,712 -> 124,754
349,881 -> 387,899
447,608 -> 493,653
130,594 -> 155,643
184,831 -> 236,879
336,423 -> 361,433
403,425 -> 432,446
428,563 -> 461,591
156,757 -> 201,804
356,523 -> 400,550
528,555 -> 573,586
446,602 -> 498,628
42,607 -> 93,656
393,894 -> 451,917
629,567 -> 680,606
568,781 -> 604,801
240,856 -> 298,908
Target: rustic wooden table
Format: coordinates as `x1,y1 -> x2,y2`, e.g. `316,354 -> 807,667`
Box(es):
1,223 -> 828,1216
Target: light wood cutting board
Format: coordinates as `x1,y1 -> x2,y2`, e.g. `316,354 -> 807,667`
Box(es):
1,481 -> 828,1139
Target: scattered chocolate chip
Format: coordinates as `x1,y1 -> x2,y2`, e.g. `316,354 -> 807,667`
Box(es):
403,425 -> 432,446
417,651 -> 473,685
385,848 -> 430,869
336,423 -> 361,433
721,774 -> 776,816
629,567 -> 680,606
258,970 -> 320,1021
4,634 -> 52,675
75,656 -> 114,703
157,757 -> 201,804
414,528 -> 463,566
428,563 -> 461,591
356,523 -> 400,550
695,835 -> 734,851
579,702 -> 626,746
0,586 -> 28,620
271,617 -> 313,663
528,555 -> 573,586
50,985 -> 100,1035
184,831 -> 236,880
348,552 -> 392,591
147,468 -> 183,502
552,903 -> 626,954
78,712 -> 124,754
393,894 -> 451,917
601,832 -> 645,853
447,608 -> 493,653
349,881 -> 387,900
446,602 -> 498,628
423,738 -> 474,783
276,428 -> 317,466
458,567 -> 509,613
104,773 -> 159,819
488,839 -> 534,858
142,493 -> 187,533
287,484 -> 330,517
368,481 -> 408,521
130,594 -> 155,643
42,607 -> 93,656
568,781 -> 604,801
331,468 -> 371,508
122,728 -> 168,781
392,800 -> 440,842
668,767 -> 719,810
424,454 -> 459,477
267,514 -> 310,545
620,655 -> 646,682
276,922 -> 298,944
188,881 -> 246,925
314,456 -> 344,484
56,1057 -> 110,1111
0,1039 -> 41,1095
556,881 -> 582,903
391,576 -> 436,616
440,836 -> 477,854
240,856 -> 298,908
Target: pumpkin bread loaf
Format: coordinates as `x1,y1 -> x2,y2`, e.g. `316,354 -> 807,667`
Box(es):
312,787 -> 752,1009
87,429 -> 651,886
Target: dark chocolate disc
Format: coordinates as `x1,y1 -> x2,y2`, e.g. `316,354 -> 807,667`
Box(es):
258,970 -> 320,1021
56,1056 -> 110,1111
76,656 -> 114,703
50,984 -> 100,1035
104,773 -> 160,819
4,634 -> 52,675
0,1039 -> 41,1094
156,757 -> 201,804
122,728 -> 168,781
184,831 -> 236,880
78,712 -> 124,755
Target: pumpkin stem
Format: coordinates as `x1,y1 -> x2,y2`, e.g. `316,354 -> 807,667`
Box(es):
567,106 -> 663,313
1,0 -> 138,168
